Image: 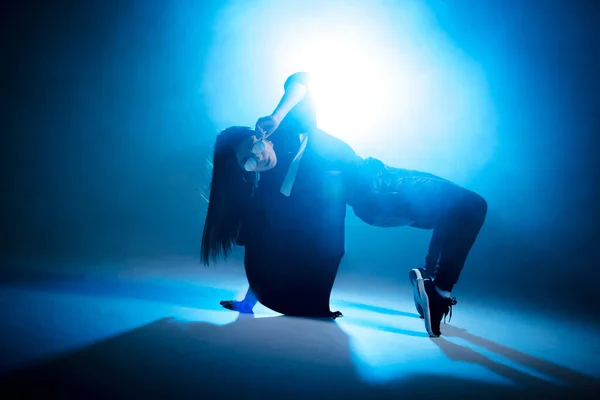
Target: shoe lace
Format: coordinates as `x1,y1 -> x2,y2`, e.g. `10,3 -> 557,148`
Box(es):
443,297 -> 458,324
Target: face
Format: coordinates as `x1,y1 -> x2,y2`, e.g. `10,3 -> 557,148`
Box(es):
235,134 -> 277,172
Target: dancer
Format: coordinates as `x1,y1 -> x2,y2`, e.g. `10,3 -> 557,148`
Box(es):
212,72 -> 487,337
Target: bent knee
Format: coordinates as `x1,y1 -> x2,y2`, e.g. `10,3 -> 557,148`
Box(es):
474,193 -> 488,221
463,191 -> 488,219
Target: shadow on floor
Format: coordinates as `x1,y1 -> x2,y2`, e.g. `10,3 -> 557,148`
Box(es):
2,268 -> 597,398
434,324 -> 600,395
0,313 -> 592,399
336,301 -> 599,397
335,299 -> 421,319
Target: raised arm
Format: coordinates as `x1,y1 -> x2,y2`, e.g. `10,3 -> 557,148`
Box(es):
255,72 -> 313,138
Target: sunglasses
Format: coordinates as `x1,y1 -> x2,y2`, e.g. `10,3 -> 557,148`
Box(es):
242,140 -> 266,172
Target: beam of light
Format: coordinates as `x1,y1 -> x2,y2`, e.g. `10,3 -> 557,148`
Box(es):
202,0 -> 497,183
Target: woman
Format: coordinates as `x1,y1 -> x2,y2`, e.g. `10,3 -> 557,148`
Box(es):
201,123 -> 353,319
212,72 -> 488,337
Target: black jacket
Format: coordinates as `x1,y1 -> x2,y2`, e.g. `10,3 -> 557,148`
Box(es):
242,127 -> 359,317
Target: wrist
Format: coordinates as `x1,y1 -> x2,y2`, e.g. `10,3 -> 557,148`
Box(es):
271,112 -> 284,123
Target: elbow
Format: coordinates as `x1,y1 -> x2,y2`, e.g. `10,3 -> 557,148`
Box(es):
284,72 -> 311,91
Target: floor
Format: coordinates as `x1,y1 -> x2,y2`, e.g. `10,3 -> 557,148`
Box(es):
1,256 -> 598,399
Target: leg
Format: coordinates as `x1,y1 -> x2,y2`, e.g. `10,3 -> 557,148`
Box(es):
434,190 -> 488,292
425,228 -> 444,275
409,227 -> 444,318
393,171 -> 486,336
419,190 -> 487,336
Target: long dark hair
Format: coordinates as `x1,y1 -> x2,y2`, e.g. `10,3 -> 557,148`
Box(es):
200,126 -> 257,265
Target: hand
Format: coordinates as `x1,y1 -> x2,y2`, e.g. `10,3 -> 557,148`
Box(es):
255,113 -> 283,138
220,300 -> 254,314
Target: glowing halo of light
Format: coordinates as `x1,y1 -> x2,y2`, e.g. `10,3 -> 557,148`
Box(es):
202,0 -> 497,183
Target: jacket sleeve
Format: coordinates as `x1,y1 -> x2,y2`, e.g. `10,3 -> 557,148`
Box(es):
284,72 -> 311,91
278,72 -> 316,135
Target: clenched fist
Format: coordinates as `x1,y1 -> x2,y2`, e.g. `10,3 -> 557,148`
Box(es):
255,113 -> 283,138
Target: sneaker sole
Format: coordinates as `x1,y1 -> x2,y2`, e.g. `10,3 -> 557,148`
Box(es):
408,269 -> 424,318
416,278 -> 438,337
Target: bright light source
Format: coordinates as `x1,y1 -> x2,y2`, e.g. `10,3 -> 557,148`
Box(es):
203,0 -> 497,183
